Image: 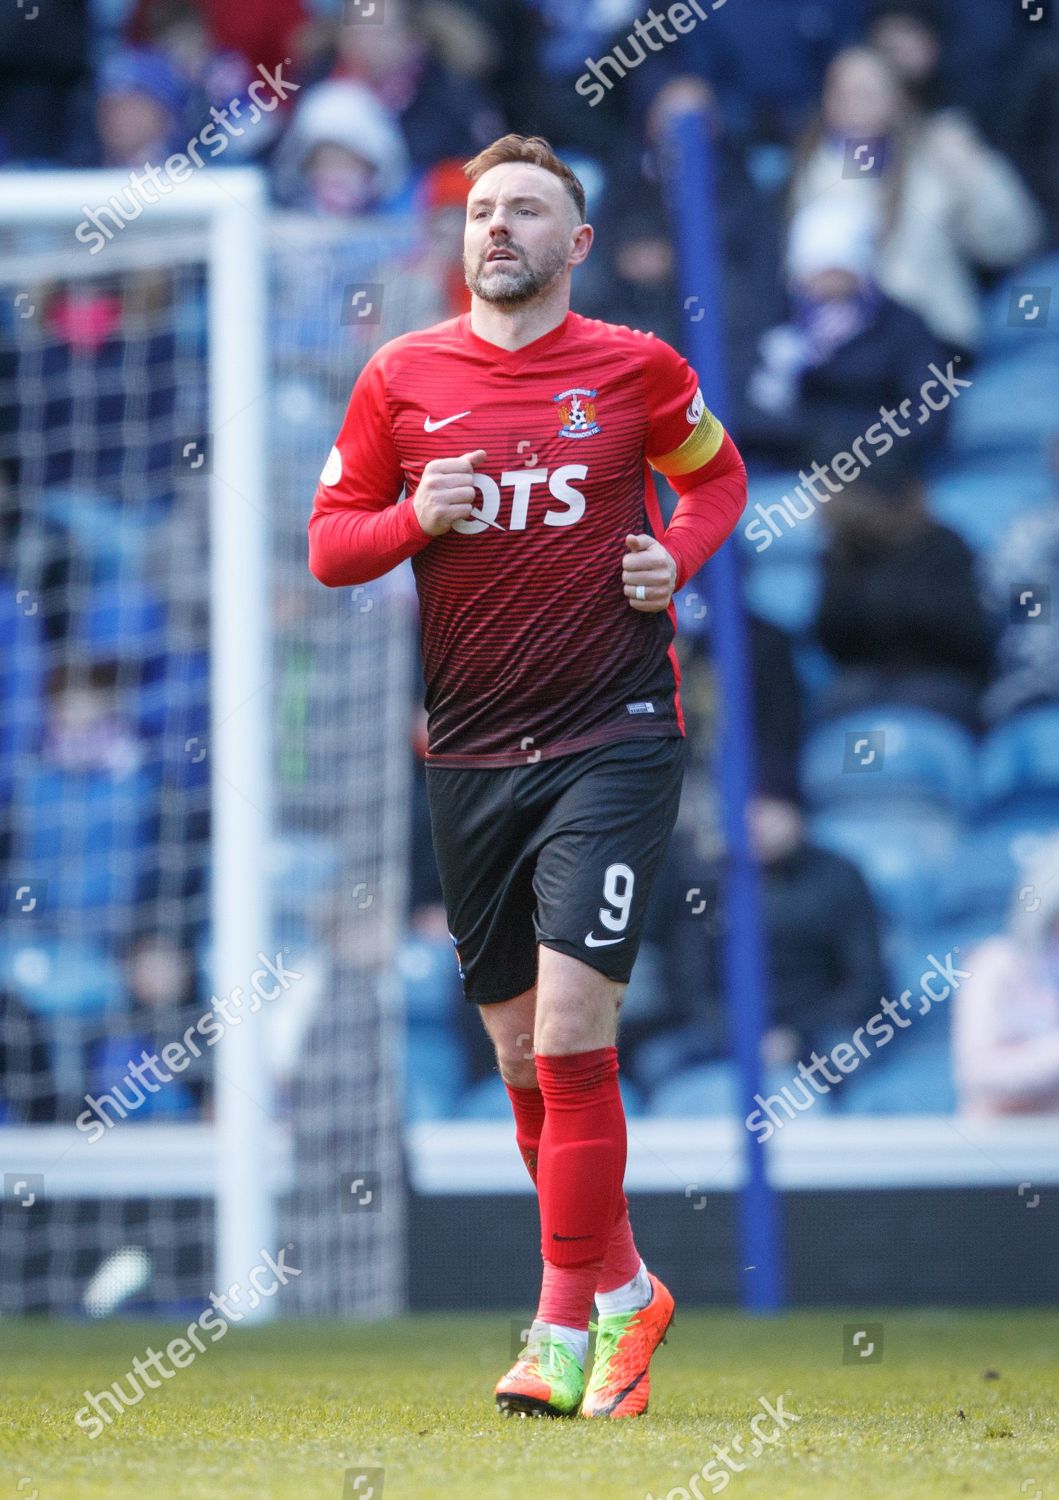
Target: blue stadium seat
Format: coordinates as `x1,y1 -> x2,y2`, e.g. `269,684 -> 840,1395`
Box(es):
15,764 -> 160,915
0,938 -> 127,1107
933,817 -> 1059,928
926,464 -> 1053,551
979,708 -> 1059,813
398,933 -> 461,1024
881,931 -> 982,1046
88,1034 -> 198,1119
650,1063 -> 737,1117
405,1025 -> 466,1121
745,557 -> 822,635
810,806 -> 959,927
41,486 -> 149,582
0,569 -> 45,784
980,255 -> 1059,359
454,1071 -> 644,1120
632,1023 -> 713,1095
841,1038 -> 955,1115
739,474 -> 825,561
791,643 -> 838,709
454,1072 -> 510,1120
650,1061 -> 835,1118
0,938 -> 123,1016
801,708 -> 976,814
78,582 -> 167,661
945,347 -> 1059,460
135,648 -> 209,759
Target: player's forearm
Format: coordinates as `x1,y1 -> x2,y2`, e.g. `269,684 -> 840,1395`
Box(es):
660,432 -> 748,591
308,498 -> 431,587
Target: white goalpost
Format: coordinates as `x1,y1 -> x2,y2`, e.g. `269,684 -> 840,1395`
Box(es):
0,169 -> 275,1316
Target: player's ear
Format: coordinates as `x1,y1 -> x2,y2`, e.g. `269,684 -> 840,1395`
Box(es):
569,221 -> 594,267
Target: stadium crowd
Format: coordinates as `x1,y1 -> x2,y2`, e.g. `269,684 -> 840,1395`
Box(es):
2,0 -> 1059,1126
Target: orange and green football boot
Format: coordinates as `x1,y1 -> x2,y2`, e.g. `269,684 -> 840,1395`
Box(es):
495,1332 -> 585,1418
581,1271 -> 675,1419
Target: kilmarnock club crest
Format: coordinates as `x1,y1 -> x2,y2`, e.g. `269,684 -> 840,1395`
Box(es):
554,386 -> 600,438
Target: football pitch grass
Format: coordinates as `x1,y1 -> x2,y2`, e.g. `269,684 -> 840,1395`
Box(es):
3,1310 -> 1057,1499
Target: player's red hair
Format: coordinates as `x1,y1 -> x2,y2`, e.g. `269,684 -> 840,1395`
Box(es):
462,135 -> 586,223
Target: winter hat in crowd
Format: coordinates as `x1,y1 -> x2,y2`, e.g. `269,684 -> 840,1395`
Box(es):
786,197 -> 881,284
98,47 -> 189,124
272,79 -> 410,207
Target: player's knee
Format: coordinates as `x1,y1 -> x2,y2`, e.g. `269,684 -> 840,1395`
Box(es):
495,1051 -> 538,1089
535,1012 -> 617,1057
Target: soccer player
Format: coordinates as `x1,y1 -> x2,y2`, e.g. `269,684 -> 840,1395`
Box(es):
309,134 -> 747,1418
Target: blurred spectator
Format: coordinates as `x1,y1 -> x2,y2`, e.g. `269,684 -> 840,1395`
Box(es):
955,835 -> 1059,1115
95,48 -> 189,167
42,661 -> 143,779
0,461 -> 72,645
577,77 -> 783,424
640,611 -> 805,1049
743,195 -> 949,468
980,435 -> 1059,725
416,160 -> 473,318
671,606 -> 804,799
515,0 -> 633,157
645,785 -> 886,1078
629,0 -> 862,143
867,0 -> 1019,136
867,0 -> 1056,241
814,458 -> 995,730
0,0 -> 91,166
121,2 -> 290,163
127,0 -> 308,77
427,0 -> 538,137
788,46 -> 1043,354
0,987 -> 57,1123
866,0 -> 950,118
332,0 -> 503,169
3,273 -> 186,495
744,788 -> 887,1070
998,23 -> 1059,250
271,79 -> 410,214
120,932 -> 207,1112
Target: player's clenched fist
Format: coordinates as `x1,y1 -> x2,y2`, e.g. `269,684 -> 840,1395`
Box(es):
413,449 -> 487,536
623,533 -> 677,613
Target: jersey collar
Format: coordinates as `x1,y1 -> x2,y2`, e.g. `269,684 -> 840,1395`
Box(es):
458,310 -> 573,368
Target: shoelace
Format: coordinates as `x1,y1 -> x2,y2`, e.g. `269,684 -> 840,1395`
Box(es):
588,1310 -> 643,1384
517,1337 -> 580,1382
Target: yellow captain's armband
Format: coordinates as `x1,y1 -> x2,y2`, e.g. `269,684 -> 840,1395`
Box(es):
649,392 -> 725,476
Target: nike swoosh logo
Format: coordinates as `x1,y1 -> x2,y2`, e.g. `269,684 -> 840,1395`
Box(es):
585,933 -> 625,947
424,411 -> 471,432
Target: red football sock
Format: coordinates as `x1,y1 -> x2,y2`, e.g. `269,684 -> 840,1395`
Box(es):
504,1080 -> 545,1182
505,1075 -> 642,1292
533,1047 -> 627,1330
595,1195 -> 642,1293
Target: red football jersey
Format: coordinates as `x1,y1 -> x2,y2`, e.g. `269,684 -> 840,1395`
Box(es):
309,311 -> 746,766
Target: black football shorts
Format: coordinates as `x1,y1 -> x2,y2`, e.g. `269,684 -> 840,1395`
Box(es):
425,734 -> 687,1004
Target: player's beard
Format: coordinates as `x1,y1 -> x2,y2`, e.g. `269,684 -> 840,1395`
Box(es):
464,241 -> 570,307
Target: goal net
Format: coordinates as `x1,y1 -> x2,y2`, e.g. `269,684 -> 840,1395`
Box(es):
0,172 -> 422,1319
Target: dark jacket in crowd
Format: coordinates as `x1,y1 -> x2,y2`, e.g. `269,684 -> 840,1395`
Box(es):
0,989 -> 56,1123
816,517 -> 995,727
644,831 -> 886,1068
754,841 -> 886,1056
743,293 -> 952,471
